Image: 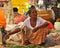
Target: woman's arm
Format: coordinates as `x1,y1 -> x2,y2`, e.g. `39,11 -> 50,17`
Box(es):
32,22 -> 49,32
3,28 -> 21,42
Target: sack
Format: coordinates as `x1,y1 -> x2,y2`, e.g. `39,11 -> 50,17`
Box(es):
54,22 -> 60,30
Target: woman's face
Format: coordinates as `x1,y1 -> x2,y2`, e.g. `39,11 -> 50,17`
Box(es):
29,8 -> 37,19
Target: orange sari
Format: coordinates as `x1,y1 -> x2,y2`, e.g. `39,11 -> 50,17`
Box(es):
0,10 -> 6,28
29,27 -> 49,45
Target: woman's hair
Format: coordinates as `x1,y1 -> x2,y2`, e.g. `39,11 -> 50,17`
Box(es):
57,0 -> 60,3
13,7 -> 18,12
28,5 -> 35,14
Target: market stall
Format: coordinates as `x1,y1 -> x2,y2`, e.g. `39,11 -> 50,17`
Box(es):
0,0 -> 60,48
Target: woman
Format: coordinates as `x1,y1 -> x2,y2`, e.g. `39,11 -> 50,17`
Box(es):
4,5 -> 56,46
23,5 -> 50,45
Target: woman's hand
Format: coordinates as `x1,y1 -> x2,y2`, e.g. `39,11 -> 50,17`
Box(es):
32,28 -> 38,32
3,28 -> 21,43
32,22 -> 49,33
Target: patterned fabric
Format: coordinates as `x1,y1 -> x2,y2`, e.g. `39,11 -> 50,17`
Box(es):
29,27 -> 49,45
5,25 -> 31,45
5,25 -> 49,45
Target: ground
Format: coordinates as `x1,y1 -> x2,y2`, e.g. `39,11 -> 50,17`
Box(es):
0,29 -> 60,48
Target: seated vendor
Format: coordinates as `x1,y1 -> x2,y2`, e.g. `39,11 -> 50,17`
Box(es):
23,5 -> 52,45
